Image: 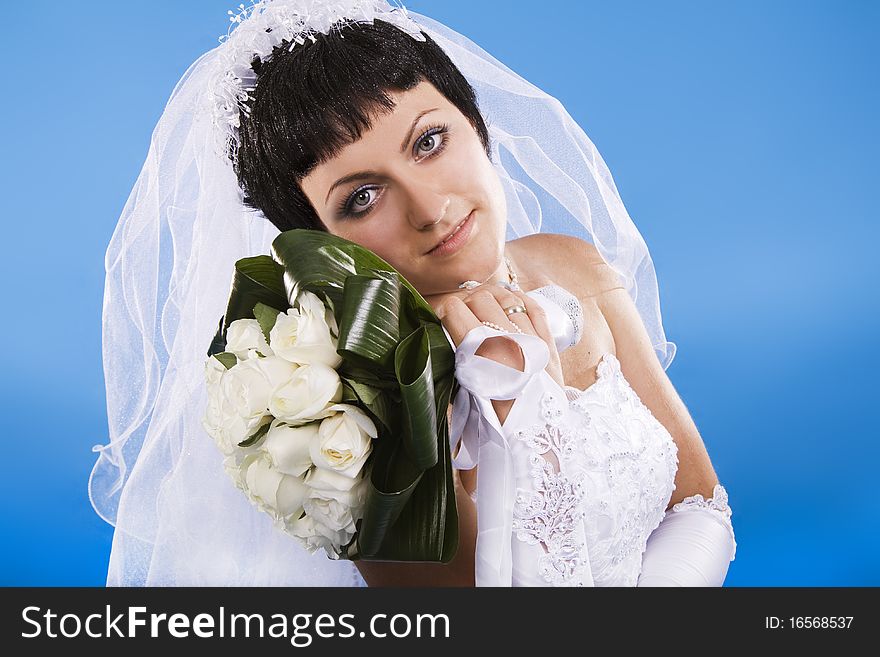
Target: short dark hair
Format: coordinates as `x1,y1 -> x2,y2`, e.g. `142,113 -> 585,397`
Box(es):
231,18 -> 492,233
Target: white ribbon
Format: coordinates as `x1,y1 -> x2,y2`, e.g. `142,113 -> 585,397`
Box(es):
446,324 -> 551,586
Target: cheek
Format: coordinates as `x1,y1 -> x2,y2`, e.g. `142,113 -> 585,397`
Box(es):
332,223 -> 408,268
333,223 -> 382,250
465,148 -> 507,227
458,138 -> 504,206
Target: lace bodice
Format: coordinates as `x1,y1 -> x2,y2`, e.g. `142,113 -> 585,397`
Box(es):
448,283 -> 689,587
506,351 -> 680,586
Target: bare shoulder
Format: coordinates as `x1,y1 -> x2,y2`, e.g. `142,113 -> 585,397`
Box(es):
509,233 -> 624,299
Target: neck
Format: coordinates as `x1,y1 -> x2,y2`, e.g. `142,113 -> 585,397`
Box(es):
422,248 -> 518,307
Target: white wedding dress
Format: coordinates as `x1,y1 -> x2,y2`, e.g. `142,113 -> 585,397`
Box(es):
448,283 -> 732,587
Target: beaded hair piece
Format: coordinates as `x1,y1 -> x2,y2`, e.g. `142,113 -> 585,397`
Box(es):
210,0 -> 425,167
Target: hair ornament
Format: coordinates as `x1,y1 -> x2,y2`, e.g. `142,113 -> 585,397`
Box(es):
211,0 -> 425,166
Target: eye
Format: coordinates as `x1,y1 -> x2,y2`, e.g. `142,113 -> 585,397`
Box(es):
414,123 -> 450,160
335,123 -> 452,220
336,185 -> 382,219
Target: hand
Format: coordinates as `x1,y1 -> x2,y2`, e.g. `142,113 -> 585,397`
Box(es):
431,282 -> 565,389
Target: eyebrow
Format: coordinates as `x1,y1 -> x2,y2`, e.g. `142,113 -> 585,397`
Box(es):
324,107 -> 439,205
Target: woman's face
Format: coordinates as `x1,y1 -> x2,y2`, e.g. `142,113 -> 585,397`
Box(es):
299,80 -> 509,301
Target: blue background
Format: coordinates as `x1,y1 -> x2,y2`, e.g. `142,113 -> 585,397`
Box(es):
2,1 -> 876,586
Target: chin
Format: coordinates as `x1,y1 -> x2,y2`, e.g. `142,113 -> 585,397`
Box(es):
448,248 -> 500,287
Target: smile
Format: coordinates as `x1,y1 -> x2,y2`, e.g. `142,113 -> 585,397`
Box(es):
427,211 -> 475,256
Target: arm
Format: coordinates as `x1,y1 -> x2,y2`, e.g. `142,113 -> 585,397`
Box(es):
568,237 -> 737,585
636,484 -> 737,586
587,247 -> 721,508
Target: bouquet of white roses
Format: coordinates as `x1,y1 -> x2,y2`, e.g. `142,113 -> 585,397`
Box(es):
201,230 -> 459,563
202,288 -> 378,559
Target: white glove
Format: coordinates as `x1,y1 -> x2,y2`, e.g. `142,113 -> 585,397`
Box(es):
636,483 -> 737,587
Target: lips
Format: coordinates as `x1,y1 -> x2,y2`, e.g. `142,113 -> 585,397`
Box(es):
428,212 -> 472,254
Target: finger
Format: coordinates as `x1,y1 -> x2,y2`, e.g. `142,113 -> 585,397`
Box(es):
498,295 -> 534,336
465,288 -> 538,337
515,291 -> 565,385
511,291 -> 558,358
482,284 -> 542,339
437,296 -> 480,348
502,287 -> 564,385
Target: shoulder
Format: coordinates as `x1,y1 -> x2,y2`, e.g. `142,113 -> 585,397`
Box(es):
509,233 -> 624,299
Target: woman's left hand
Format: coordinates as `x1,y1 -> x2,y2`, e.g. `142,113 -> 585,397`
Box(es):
432,281 -> 566,389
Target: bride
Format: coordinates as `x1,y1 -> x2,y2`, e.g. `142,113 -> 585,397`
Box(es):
89,0 -> 737,587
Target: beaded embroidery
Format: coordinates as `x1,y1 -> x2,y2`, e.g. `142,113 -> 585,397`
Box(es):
511,390 -> 590,586
509,352 -> 681,586
670,483 -> 737,558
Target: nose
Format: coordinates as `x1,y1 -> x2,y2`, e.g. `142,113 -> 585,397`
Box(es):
398,177 -> 451,231
420,197 -> 449,230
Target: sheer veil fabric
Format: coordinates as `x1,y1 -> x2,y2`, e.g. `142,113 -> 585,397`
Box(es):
88,0 -> 676,586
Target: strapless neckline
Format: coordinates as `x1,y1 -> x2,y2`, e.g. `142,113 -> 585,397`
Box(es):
525,284 -> 617,398
564,351 -> 618,398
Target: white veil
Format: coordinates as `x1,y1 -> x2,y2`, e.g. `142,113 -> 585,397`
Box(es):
88,0 -> 676,586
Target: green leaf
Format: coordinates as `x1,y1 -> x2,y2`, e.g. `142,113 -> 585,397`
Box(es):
354,376 -> 458,562
238,418 -> 272,448
208,315 -> 227,358
207,256 -> 289,358
213,352 -> 237,370
253,302 -> 282,343
395,325 -> 438,471
335,274 -> 402,370
339,381 -> 360,404
271,229 -> 437,317
343,378 -> 393,434
355,437 -> 423,558
345,379 -> 381,405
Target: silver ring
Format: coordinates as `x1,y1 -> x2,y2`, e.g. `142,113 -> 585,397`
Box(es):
504,304 -> 527,316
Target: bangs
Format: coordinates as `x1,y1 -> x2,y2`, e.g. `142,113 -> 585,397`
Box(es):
232,19 -> 489,232
242,20 -> 424,181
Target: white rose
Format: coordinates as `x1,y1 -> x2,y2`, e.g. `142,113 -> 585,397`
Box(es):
241,451 -> 308,520
223,358 -> 273,430
298,288 -> 342,344
324,304 -> 339,339
302,496 -> 357,549
202,357 -> 231,446
269,290 -> 342,369
202,367 -> 260,454
221,453 -> 248,492
310,404 -> 377,479
263,418 -> 318,477
302,471 -> 370,536
307,465 -> 360,492
254,354 -> 301,389
205,355 -> 228,388
288,513 -> 342,559
203,357 -> 297,453
269,363 -> 342,424
226,318 -> 274,359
